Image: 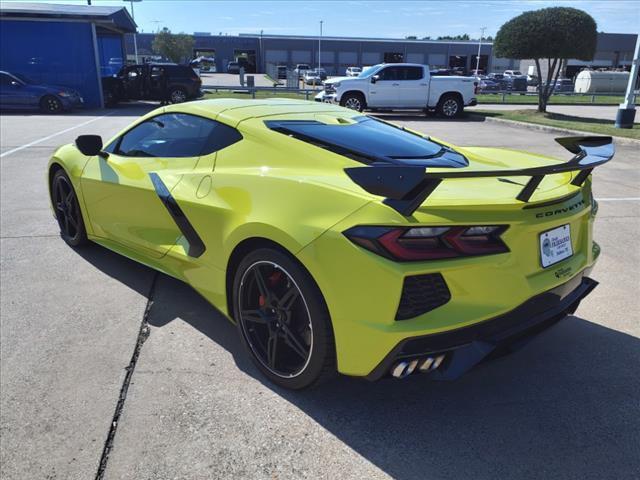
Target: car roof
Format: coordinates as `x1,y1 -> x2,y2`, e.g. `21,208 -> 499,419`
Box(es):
164,98 -> 348,126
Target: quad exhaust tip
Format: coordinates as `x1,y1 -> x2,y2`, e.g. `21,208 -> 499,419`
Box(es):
391,354 -> 446,378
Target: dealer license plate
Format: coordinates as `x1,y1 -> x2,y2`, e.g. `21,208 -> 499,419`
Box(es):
539,224 -> 573,268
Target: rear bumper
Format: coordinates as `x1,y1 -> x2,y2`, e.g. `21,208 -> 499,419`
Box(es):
365,272 -> 597,380
467,97 -> 478,106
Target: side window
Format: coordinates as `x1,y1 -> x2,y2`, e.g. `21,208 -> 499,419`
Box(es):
377,67 -> 400,81
114,113 -> 242,158
404,67 -> 423,80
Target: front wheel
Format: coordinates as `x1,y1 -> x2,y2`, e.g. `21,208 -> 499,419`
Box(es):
437,94 -> 463,118
51,169 -> 88,247
233,248 -> 336,390
340,92 -> 366,112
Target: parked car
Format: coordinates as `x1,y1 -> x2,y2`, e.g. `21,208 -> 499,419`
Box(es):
477,76 -> 500,92
53,99 -> 611,389
503,70 -> 523,77
506,76 -> 528,92
294,64 -> 311,79
536,78 -> 574,93
346,66 -> 362,77
315,68 -> 328,81
303,70 -> 322,85
227,61 -> 241,74
0,70 -> 83,113
102,64 -> 202,106
317,63 -> 477,118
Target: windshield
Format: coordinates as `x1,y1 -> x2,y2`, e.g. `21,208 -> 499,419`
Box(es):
265,116 -> 467,167
357,66 -> 380,78
12,73 -> 36,84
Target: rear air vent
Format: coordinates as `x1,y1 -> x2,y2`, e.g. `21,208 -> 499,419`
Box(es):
395,273 -> 451,320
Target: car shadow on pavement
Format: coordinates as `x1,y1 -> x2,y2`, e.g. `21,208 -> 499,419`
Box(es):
76,243 -> 639,480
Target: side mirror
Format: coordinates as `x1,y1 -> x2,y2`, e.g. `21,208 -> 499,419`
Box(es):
371,75 -> 379,84
76,135 -> 106,157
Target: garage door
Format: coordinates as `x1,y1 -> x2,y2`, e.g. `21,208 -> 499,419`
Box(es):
265,49 -> 287,63
362,52 -> 381,64
338,51 -> 357,64
406,53 -> 424,64
427,53 -> 446,68
292,50 -> 311,63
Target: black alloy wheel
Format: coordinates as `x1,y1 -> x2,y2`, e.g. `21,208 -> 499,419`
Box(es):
51,169 -> 87,247
233,248 -> 336,389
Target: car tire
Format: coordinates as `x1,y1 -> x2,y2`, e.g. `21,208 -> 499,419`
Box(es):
51,169 -> 88,247
437,94 -> 463,118
232,247 -> 336,390
169,87 -> 188,104
103,89 -> 117,108
40,95 -> 63,114
340,92 -> 366,112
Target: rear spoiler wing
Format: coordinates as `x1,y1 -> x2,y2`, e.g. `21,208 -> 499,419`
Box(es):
344,136 -> 614,216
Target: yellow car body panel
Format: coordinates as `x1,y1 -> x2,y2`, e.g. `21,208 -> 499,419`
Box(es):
48,99 -> 604,379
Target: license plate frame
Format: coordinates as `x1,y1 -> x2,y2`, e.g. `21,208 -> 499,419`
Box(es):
539,224 -> 573,268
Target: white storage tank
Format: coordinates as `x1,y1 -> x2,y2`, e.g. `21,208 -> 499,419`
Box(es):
574,70 -> 630,94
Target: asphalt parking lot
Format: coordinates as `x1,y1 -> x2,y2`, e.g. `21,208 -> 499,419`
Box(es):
1,105 -> 638,480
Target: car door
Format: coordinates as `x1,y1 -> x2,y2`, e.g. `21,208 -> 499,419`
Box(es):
0,73 -> 27,108
396,66 -> 429,107
81,112 -> 221,258
369,66 -> 400,107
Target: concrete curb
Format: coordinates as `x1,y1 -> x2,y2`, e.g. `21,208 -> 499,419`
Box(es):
470,113 -> 640,146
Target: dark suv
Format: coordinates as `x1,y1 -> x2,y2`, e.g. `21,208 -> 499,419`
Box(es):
102,63 -> 202,106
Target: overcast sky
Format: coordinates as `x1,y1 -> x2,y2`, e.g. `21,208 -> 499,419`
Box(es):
13,0 -> 640,38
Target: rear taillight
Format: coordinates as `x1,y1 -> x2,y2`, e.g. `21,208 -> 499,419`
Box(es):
344,225 -> 509,261
473,81 -> 479,95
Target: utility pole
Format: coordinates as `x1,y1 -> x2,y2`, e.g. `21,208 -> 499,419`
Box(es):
475,26 -> 486,74
259,29 -> 263,73
125,0 -> 141,63
318,20 -> 323,73
615,32 -> 639,128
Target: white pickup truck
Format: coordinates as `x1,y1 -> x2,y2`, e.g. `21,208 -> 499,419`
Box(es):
315,63 -> 478,118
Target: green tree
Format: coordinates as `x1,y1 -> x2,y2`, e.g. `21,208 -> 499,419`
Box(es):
494,7 -> 597,112
152,27 -> 195,64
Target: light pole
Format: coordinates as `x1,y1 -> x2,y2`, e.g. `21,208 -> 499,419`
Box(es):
475,27 -> 486,74
615,32 -> 640,129
318,20 -> 323,73
259,29 -> 263,73
124,0 -> 141,63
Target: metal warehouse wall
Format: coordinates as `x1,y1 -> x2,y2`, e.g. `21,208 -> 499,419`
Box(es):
127,33 -> 492,75
0,20 -> 103,107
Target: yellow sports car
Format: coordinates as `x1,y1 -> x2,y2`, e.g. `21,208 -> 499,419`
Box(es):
48,99 -> 612,389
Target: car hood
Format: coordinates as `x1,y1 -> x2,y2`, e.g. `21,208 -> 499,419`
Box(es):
324,76 -> 352,84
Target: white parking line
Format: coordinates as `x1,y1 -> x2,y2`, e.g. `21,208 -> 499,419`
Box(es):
596,197 -> 640,202
0,113 -> 113,158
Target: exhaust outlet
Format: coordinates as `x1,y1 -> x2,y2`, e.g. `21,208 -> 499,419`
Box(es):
418,354 -> 446,373
391,361 -> 410,378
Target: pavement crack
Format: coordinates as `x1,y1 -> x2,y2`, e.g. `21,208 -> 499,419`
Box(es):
94,273 -> 158,480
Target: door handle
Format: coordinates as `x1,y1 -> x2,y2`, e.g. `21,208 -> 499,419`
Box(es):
392,83 -> 400,86
420,83 -> 428,86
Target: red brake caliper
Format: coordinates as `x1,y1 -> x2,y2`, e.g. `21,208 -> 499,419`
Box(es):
259,271 -> 283,307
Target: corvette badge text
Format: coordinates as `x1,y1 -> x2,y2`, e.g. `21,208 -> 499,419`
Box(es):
536,199 -> 585,218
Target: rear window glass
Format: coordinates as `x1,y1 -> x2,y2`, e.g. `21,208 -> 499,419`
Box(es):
265,116 -> 467,167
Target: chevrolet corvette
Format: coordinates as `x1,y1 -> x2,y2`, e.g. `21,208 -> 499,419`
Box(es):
48,99 -> 613,389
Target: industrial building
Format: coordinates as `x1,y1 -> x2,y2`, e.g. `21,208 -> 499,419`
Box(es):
519,32 -> 639,79
0,2 -> 136,107
126,32 -> 502,75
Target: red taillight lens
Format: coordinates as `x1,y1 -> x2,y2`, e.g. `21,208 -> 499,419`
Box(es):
473,81 -> 479,94
344,225 -> 509,261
